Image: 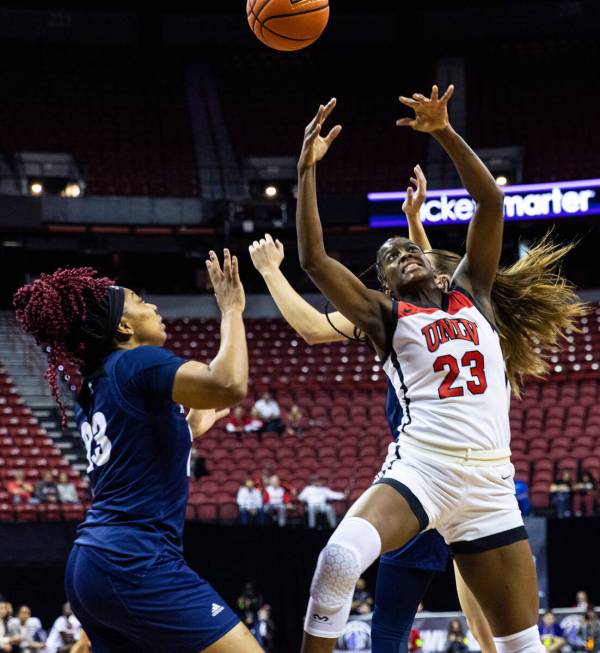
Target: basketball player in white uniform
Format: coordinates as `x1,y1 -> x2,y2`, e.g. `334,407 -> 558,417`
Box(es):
295,87 -> 546,653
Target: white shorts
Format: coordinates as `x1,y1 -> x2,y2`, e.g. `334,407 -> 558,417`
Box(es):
376,441 -> 526,553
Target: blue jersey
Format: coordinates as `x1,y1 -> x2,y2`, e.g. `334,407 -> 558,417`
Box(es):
381,379 -> 449,571
74,346 -> 190,577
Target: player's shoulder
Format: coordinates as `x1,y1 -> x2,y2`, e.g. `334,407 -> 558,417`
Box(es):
110,346 -> 182,382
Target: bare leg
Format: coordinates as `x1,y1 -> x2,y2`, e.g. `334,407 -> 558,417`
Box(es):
300,484 -> 422,653
455,539 -> 539,637
454,560 -> 497,653
201,622 -> 265,653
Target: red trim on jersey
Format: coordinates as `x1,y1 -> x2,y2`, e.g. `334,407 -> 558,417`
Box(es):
396,290 -> 473,319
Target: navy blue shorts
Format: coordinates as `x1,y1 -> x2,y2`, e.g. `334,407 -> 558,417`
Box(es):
65,544 -> 239,653
380,529 -> 450,571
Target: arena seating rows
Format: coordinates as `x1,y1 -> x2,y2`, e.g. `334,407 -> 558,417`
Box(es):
466,38 -> 600,182
0,306 -> 598,522
0,57 -> 198,197
0,367 -> 87,522
212,50 -> 434,193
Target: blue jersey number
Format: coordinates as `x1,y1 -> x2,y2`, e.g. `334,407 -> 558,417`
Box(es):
81,412 -> 112,473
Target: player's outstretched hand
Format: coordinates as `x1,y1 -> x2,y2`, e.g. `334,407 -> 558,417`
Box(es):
397,84 -> 454,133
298,98 -> 342,172
187,407 -> 230,439
206,249 -> 245,315
249,233 -> 285,275
402,164 -> 427,221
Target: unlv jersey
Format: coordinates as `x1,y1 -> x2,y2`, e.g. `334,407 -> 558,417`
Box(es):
382,285 -> 511,453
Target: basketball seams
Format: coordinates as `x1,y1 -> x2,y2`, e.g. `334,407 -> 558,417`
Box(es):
262,5 -> 329,27
247,5 -> 328,42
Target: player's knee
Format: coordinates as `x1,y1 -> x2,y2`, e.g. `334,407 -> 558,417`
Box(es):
493,625 -> 545,653
310,542 -> 361,609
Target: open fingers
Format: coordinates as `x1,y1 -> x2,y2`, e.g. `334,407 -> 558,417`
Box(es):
399,95 -> 419,108
205,250 -> 222,284
406,186 -> 414,202
414,164 -> 427,187
214,408 -> 230,422
222,248 -> 232,279
412,93 -> 428,102
396,117 -> 416,128
275,238 -> 284,255
440,84 -> 455,104
231,254 -> 240,285
320,97 -> 337,123
431,84 -> 439,101
324,124 -> 342,145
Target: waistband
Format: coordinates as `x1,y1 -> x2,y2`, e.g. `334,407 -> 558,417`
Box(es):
399,438 -> 511,467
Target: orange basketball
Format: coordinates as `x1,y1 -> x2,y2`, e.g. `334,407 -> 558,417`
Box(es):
247,0 -> 330,52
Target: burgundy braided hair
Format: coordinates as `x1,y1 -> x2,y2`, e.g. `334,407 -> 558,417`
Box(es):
13,267 -> 115,428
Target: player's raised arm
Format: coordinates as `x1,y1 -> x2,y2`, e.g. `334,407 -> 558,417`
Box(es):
398,85 -> 504,305
173,249 -> 248,410
296,99 -> 392,357
249,233 -> 354,344
404,164 -> 432,251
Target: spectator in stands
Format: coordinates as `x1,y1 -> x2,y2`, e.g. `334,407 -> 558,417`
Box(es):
351,578 -> 374,615
264,475 -> 288,526
45,602 -> 81,653
56,472 -> 78,504
577,610 -> 600,653
6,471 -> 34,505
409,626 -> 423,652
515,477 -> 530,516
286,404 -> 304,437
576,590 -> 593,611
237,582 -> 263,622
255,604 -> 275,652
550,470 -> 574,518
0,602 -> 12,652
226,407 -> 251,441
34,471 -> 59,504
7,605 -> 46,652
539,610 -> 565,652
246,408 -> 265,438
189,448 -> 209,480
253,392 -> 284,435
236,478 -> 264,525
573,471 -> 597,517
298,476 -> 345,529
445,619 -> 469,653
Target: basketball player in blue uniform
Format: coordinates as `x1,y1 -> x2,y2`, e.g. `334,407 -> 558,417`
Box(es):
14,250 -> 265,653
248,171 -> 495,653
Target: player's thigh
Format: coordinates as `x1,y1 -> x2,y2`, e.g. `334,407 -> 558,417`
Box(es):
200,622 -> 265,653
344,484 -> 421,553
453,561 -> 496,653
455,539 -> 539,637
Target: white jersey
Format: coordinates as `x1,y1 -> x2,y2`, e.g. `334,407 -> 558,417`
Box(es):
383,287 -> 511,453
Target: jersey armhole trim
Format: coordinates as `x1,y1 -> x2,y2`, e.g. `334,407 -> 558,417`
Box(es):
450,283 -> 498,333
382,299 -> 400,364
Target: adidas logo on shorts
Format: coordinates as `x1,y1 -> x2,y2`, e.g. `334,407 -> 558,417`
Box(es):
211,603 -> 225,617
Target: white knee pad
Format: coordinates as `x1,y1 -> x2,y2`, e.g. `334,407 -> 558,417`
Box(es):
494,625 -> 546,653
304,517 -> 382,638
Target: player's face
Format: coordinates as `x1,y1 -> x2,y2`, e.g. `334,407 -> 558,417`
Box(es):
121,289 -> 167,346
378,237 -> 435,294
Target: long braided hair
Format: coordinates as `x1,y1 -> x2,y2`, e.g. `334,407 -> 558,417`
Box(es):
13,267 -> 118,426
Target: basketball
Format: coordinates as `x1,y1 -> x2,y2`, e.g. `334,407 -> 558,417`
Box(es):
246,0 -> 330,52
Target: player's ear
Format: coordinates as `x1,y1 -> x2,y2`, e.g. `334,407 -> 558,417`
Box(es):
115,317 -> 134,341
434,274 -> 450,293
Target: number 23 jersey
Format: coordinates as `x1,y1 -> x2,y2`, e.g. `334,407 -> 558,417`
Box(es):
383,286 -> 511,452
